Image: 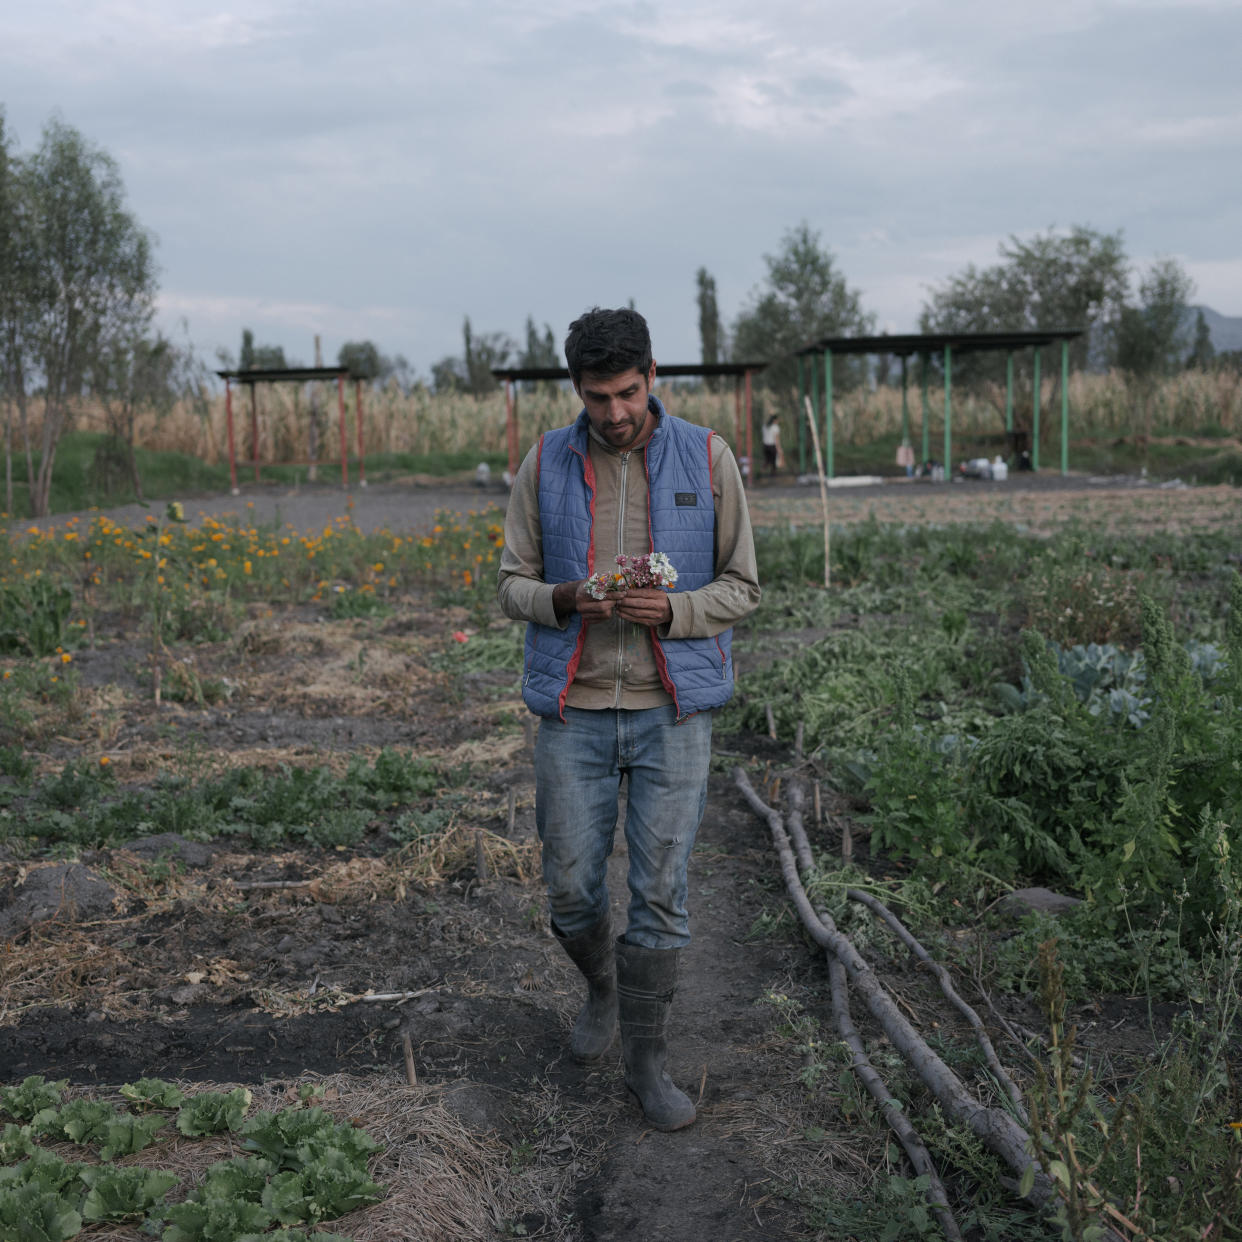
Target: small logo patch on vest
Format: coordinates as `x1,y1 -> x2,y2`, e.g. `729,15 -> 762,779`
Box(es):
674,492 -> 697,507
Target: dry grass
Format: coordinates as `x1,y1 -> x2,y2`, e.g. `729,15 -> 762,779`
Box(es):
34,1072 -> 600,1241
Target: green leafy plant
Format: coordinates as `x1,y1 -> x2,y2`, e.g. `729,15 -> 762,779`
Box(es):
186,1156 -> 273,1207
119,1077 -> 185,1111
97,1111 -> 167,1159
0,1149 -> 84,1194
79,1165 -> 178,1222
0,1184 -> 82,1242
261,1153 -> 384,1225
0,1076 -> 67,1123
34,1098 -> 117,1146
161,1196 -> 273,1242
0,1125 -> 36,1164
241,1106 -> 381,1169
175,1088 -> 252,1137
0,579 -> 74,657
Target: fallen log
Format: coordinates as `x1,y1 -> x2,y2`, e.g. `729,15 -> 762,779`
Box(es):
733,765 -> 1055,1211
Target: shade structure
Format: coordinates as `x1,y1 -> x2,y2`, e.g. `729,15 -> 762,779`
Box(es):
214,367 -> 369,492
792,330 -> 1084,479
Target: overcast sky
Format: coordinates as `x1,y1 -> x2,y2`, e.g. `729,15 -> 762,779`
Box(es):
3,0 -> 1240,375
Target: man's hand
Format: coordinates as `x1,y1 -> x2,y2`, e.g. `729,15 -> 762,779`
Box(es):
614,588 -> 673,627
553,579 -> 618,621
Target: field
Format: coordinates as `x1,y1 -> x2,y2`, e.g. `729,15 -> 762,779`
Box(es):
2,475 -> 1241,1241
6,364 -> 1242,519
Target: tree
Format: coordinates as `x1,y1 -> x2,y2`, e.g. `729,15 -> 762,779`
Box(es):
732,223 -> 874,394
19,118 -> 156,516
1185,309 -> 1215,372
338,340 -> 382,382
0,108 -> 29,516
430,354 -> 466,394
238,327 -> 287,370
695,268 -> 722,388
92,329 -> 198,500
517,316 -> 559,392
520,316 -> 558,370
1116,257 -> 1195,380
920,225 -> 1130,375
461,316 -> 513,396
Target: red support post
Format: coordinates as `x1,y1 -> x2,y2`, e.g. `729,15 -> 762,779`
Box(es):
733,376 -> 742,458
225,378 -> 238,494
355,379 -> 366,488
505,378 -> 519,480
249,382 -> 260,483
744,369 -> 754,490
337,375 -> 349,488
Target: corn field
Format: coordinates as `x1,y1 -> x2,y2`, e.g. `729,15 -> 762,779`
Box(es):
13,368 -> 1242,467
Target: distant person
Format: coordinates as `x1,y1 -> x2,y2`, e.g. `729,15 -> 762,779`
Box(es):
762,415 -> 781,477
896,439 -> 915,478
497,307 -> 761,1132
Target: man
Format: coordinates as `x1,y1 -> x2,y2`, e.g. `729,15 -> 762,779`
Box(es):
498,307 -> 760,1132
762,414 -> 782,477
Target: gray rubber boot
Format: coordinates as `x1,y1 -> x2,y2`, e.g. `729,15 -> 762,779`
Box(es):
552,913 -> 618,1062
615,938 -> 697,1132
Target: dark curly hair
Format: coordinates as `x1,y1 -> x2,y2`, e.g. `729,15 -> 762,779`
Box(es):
564,307 -> 653,386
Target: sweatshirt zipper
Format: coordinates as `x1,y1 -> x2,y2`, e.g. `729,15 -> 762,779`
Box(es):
613,451 -> 629,708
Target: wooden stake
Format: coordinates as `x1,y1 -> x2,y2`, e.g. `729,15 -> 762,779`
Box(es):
813,780 -> 822,826
402,1032 -> 417,1086
506,787 -> 517,835
841,819 -> 853,862
765,703 -> 777,740
803,395 -> 831,589
474,829 -> 489,883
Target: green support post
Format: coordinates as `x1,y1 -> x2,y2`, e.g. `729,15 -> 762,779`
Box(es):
1005,351 -> 1014,434
1032,347 -> 1041,471
809,348 -> 820,475
824,349 -> 834,480
943,345 -> 952,477
921,353 -> 930,467
796,354 -> 807,474
1060,338 -> 1069,475
900,354 -> 910,447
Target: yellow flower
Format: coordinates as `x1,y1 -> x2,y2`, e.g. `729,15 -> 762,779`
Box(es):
99,756 -> 111,766
60,652 -> 72,664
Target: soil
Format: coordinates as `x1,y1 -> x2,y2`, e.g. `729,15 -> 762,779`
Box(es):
5,474 -> 1240,1241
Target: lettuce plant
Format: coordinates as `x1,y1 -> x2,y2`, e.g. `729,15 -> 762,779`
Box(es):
0,1077 -> 67,1124
175,1088 -> 252,1137
79,1165 -> 178,1222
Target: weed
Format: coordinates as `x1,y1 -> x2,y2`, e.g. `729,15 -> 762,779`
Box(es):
0,579 -> 74,657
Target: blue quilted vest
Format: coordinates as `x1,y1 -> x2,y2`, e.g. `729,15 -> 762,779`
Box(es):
522,398 -> 734,722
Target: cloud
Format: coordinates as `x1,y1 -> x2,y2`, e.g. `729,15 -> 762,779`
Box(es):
1136,115 -> 1242,144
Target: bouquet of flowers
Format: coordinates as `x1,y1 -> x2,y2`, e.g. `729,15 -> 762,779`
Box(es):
586,552 -> 679,601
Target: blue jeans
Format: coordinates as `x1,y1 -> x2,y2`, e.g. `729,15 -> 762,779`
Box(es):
534,705 -> 713,950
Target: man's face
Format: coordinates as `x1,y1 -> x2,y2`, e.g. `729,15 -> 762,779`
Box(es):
576,362 -> 658,451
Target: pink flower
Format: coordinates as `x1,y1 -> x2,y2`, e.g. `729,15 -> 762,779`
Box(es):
452,630 -> 469,643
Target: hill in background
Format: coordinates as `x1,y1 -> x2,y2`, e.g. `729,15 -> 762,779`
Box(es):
1191,305 -> 1242,353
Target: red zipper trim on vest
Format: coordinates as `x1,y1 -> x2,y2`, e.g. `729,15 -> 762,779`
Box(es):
555,436 -> 596,720
649,632 -> 680,717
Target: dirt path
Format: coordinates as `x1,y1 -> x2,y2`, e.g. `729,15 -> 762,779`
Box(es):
22,470 -> 1242,541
